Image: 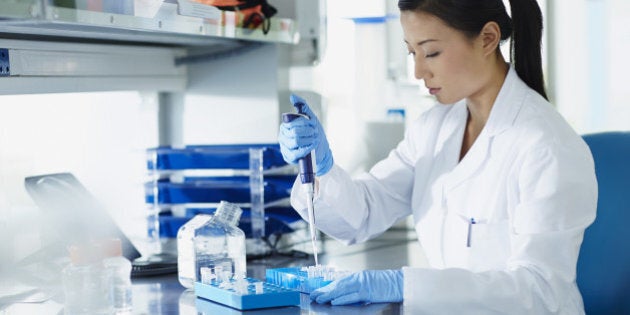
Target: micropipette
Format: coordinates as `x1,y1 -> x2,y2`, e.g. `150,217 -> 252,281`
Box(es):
282,103 -> 319,266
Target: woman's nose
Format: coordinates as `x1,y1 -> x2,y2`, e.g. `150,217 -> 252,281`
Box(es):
414,60 -> 427,80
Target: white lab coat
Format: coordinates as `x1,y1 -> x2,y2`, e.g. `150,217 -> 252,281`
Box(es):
290,67 -> 598,314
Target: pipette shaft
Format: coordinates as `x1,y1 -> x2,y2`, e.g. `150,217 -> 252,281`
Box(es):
305,184 -> 318,265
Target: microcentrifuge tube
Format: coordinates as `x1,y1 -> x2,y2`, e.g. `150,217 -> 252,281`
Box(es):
254,282 -> 263,294
200,267 -> 215,284
235,279 -> 249,295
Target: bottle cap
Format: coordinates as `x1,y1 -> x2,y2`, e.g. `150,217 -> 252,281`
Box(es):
101,238 -> 123,257
67,238 -> 123,264
68,243 -> 102,265
214,201 -> 242,226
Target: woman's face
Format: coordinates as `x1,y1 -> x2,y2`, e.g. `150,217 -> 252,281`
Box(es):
401,11 -> 489,105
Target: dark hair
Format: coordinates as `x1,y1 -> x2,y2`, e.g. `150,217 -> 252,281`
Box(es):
399,0 -> 547,100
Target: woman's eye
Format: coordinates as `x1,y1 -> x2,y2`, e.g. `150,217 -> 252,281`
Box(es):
425,52 -> 441,58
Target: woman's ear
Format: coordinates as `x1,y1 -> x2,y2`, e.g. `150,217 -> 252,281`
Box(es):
479,21 -> 501,56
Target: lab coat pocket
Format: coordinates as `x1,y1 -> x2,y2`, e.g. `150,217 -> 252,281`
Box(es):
468,218 -> 511,271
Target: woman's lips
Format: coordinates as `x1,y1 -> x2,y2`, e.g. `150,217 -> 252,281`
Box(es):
428,88 -> 441,95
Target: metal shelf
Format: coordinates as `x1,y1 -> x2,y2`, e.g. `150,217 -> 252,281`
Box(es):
0,1 -> 300,47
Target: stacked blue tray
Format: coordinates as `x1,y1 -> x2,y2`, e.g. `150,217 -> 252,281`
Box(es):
147,144 -> 287,170
158,207 -> 298,239
145,144 -> 299,240
145,176 -> 295,204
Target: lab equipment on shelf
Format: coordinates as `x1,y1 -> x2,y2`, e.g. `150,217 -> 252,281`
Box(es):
194,277 -> 300,310
2,0 -> 300,46
265,265 -> 351,294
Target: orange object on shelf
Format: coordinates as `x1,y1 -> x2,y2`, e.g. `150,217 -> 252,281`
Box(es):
191,0 -> 277,33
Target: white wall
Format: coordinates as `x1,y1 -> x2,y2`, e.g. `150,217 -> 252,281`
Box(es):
551,0 -> 630,133
183,44 -> 281,144
0,91 -> 157,262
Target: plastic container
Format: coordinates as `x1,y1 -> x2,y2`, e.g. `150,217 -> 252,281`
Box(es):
177,214 -> 213,288
102,239 -> 133,314
194,201 -> 246,284
62,243 -> 112,315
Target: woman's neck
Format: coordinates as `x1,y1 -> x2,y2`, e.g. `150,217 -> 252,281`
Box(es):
466,60 -> 509,129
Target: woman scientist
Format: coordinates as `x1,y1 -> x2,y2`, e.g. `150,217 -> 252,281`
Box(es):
278,0 -> 597,313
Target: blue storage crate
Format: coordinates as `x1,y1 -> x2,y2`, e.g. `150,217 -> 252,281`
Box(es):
158,208 -> 297,238
147,144 -> 287,170
145,176 -> 294,204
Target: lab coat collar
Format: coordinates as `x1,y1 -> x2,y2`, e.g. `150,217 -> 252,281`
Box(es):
442,65 -> 527,191
482,65 -> 526,137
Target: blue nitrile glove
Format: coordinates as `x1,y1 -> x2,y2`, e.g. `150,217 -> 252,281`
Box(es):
310,269 -> 403,305
278,94 -> 333,176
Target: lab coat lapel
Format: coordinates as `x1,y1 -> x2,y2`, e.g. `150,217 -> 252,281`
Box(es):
443,66 -> 524,191
443,125 -> 491,191
434,102 -> 467,159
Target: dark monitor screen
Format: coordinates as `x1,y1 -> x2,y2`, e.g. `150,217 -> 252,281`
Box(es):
24,172 -> 176,277
24,173 -> 142,261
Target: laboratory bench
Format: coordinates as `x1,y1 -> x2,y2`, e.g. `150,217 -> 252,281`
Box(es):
2,228 -> 428,314
135,227 -> 426,315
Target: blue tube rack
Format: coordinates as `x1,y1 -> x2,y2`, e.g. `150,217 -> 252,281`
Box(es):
265,266 -> 350,294
194,278 -> 300,310
195,295 -> 301,315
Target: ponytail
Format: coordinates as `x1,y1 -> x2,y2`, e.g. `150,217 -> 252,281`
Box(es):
509,0 -> 548,100
398,0 -> 548,100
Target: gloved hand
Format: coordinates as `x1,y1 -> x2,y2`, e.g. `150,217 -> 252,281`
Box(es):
310,269 -> 403,305
278,94 -> 333,176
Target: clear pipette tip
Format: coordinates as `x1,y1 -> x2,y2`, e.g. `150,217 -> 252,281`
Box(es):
306,186 -> 318,266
